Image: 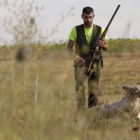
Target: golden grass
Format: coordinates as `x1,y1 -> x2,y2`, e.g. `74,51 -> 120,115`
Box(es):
0,49 -> 140,140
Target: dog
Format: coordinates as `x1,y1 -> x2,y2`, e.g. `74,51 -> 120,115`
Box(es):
88,85 -> 140,122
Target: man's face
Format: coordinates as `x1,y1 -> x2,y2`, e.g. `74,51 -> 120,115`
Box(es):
81,12 -> 95,26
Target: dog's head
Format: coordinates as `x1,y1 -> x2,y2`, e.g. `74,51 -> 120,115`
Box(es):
123,85 -> 140,97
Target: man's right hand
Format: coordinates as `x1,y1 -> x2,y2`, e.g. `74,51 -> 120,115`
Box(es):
75,56 -> 85,66
67,39 -> 85,66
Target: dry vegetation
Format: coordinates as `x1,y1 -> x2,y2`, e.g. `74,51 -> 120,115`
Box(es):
0,0 -> 140,139
0,47 -> 140,140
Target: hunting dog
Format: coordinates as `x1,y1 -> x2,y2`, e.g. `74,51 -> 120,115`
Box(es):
88,85 -> 140,121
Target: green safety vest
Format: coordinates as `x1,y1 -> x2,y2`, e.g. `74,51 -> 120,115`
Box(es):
74,24 -> 103,69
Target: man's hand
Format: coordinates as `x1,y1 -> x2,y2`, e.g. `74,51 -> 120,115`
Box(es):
75,56 -> 85,66
97,39 -> 108,51
67,39 -> 85,66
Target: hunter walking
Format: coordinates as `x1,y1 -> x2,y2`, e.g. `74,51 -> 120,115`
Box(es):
67,7 -> 108,110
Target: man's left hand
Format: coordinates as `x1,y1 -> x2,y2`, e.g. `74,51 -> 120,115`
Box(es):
97,39 -> 108,51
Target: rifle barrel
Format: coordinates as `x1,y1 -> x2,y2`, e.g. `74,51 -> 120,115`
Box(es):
106,5 -> 121,29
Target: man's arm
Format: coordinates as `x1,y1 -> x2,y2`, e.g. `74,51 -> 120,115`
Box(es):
97,39 -> 108,51
67,39 -> 76,58
67,39 -> 85,66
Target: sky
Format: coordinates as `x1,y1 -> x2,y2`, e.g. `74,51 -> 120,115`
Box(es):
0,0 -> 140,45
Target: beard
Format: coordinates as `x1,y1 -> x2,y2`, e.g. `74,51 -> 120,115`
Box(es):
84,21 -> 92,26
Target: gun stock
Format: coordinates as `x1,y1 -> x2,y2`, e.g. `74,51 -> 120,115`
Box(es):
85,5 -> 121,74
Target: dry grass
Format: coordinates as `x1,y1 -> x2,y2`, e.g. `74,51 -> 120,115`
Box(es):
0,49 -> 140,140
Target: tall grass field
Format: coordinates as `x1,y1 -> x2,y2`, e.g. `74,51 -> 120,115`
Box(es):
0,39 -> 140,140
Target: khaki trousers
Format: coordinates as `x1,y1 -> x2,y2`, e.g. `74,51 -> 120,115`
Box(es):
75,66 -> 100,110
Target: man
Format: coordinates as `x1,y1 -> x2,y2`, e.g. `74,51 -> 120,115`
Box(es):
67,7 -> 108,111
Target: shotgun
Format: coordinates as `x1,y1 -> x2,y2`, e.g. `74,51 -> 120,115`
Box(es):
85,5 -> 121,73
